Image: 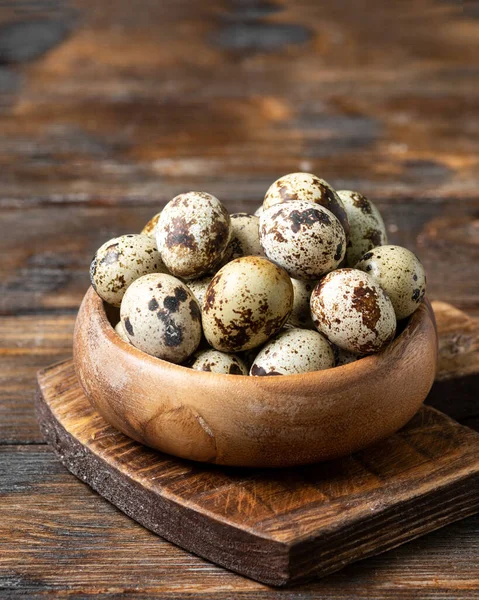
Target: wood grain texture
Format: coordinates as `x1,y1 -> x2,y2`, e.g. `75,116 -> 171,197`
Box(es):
0,0 -> 478,203
1,446 -> 478,599
426,302 -> 479,421
35,359 -> 479,586
1,301 -> 477,447
2,200 -> 479,317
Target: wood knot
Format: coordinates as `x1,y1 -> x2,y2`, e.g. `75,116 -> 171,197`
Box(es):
143,405 -> 217,462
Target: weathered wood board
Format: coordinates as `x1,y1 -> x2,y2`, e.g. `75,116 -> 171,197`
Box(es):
36,360 -> 479,586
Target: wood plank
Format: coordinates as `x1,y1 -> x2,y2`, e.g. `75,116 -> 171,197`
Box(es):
35,359 -> 479,585
1,301 -> 478,446
426,302 -> 479,420
1,446 -> 478,598
0,315 -> 74,443
1,200 -> 479,316
0,0 -> 477,204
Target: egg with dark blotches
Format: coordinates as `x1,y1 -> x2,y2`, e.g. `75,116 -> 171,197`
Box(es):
355,245 -> 426,320
250,328 -> 335,376
222,213 -> 264,263
184,275 -> 212,308
202,256 -> 293,352
90,234 -> 168,307
190,349 -> 248,375
288,278 -> 316,329
263,172 -> 349,239
141,212 -> 162,238
114,321 -> 130,343
120,273 -> 202,363
337,190 -> 387,267
259,200 -> 346,279
310,269 -> 396,354
156,192 -> 231,280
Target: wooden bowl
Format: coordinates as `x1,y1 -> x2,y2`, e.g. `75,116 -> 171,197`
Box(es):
73,287 -> 438,467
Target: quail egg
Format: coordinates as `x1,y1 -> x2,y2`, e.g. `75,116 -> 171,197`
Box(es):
355,245 -> 426,320
310,268 -> 396,354
90,234 -> 168,307
263,172 -> 350,238
202,256 -> 293,352
156,191 -> 231,280
114,321 -> 130,343
337,190 -> 387,266
254,205 -> 264,217
185,275 -> 212,307
141,212 -> 162,237
259,200 -> 346,279
222,213 -> 264,263
288,278 -> 316,329
120,273 -> 202,363
250,328 -> 335,376
190,349 -> 249,375
332,345 -> 361,366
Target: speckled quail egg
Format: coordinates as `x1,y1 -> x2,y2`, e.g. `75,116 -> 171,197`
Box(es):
288,278 -> 316,329
190,349 -> 249,375
250,328 -> 335,376
263,173 -> 350,239
156,192 -> 231,280
202,256 -> 293,352
355,245 -> 427,320
184,275 -> 212,308
254,205 -> 264,217
120,273 -> 202,363
337,190 -> 387,267
90,234 -> 168,307
259,200 -> 346,279
310,268 -> 396,354
222,213 -> 264,263
114,321 -> 130,343
141,212 -> 162,237
333,345 -> 362,366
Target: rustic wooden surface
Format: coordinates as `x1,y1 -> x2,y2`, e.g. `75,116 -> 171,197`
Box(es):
36,358 -> 479,586
1,0 -> 479,596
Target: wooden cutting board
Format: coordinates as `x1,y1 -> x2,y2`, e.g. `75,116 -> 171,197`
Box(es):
36,358 -> 479,587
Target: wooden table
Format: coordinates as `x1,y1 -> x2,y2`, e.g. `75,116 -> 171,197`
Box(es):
1,0 -> 478,597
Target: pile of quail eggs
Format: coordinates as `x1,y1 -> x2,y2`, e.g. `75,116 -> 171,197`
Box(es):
89,172 -> 426,376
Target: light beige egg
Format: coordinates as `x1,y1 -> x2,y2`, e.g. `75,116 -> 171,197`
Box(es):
288,278 -> 316,329
263,172 -> 350,238
250,328 -> 335,376
202,256 -> 293,352
90,234 -> 168,307
355,245 -> 427,320
120,273 -> 202,363
337,190 -> 387,266
310,268 -> 396,354
156,192 -> 231,280
259,200 -> 346,279
190,349 -> 248,375
114,321 -> 130,343
185,275 -> 212,308
141,212 -> 162,237
222,213 -> 264,263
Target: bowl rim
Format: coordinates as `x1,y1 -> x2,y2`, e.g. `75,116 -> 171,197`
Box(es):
85,286 -> 433,382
